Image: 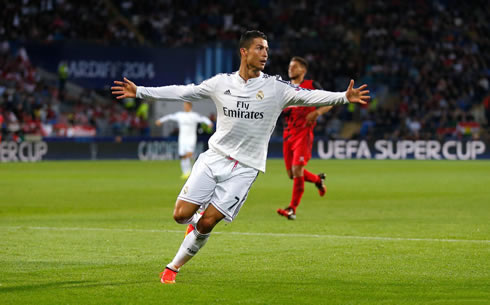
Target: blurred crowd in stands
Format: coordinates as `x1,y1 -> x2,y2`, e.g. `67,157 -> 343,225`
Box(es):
1,0 -> 489,141
0,43 -> 151,141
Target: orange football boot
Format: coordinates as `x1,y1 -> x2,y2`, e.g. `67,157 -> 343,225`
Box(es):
160,267 -> 177,284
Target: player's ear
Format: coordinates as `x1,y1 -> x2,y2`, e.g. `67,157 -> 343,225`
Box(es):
240,48 -> 247,57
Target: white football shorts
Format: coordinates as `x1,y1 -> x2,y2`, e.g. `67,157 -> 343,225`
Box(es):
178,138 -> 196,156
177,149 -> 259,222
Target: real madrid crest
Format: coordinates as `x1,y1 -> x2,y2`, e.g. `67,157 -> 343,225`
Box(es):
256,90 -> 264,100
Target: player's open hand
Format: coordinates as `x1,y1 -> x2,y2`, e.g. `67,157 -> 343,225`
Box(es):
345,80 -> 370,104
111,77 -> 137,99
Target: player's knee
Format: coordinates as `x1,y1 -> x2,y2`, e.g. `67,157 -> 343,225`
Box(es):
173,209 -> 191,224
292,166 -> 304,178
173,214 -> 188,224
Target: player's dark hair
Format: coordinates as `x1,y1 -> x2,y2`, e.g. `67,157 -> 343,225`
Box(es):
291,56 -> 308,70
239,30 -> 267,52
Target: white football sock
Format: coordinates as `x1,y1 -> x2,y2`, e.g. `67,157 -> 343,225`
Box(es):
167,229 -> 210,270
185,157 -> 192,174
180,158 -> 192,175
191,212 -> 203,226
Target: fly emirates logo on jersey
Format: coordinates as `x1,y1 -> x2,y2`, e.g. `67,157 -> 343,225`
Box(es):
223,100 -> 265,120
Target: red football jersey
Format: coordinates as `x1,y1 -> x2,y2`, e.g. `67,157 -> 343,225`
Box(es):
282,79 -> 317,137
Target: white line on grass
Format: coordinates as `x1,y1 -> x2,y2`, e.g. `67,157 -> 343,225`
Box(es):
2,226 -> 489,244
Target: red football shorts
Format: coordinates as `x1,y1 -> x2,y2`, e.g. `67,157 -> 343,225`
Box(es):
283,129 -> 314,170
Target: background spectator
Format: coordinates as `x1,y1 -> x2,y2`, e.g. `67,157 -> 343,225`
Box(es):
1,0 -> 488,141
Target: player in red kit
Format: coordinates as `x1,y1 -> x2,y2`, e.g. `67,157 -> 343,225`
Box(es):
277,56 -> 332,220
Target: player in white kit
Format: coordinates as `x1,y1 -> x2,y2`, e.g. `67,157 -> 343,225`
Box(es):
111,30 -> 370,284
155,102 -> 213,179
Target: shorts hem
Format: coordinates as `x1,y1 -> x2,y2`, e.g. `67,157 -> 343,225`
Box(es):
177,196 -> 205,206
291,160 -> 308,167
210,201 -> 233,223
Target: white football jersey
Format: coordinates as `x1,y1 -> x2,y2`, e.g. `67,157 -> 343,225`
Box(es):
137,71 -> 348,172
157,111 -> 212,145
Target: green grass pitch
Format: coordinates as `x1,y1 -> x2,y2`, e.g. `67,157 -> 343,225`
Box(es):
1,159 -> 489,305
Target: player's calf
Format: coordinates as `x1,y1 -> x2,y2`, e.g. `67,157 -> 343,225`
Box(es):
184,211 -> 204,237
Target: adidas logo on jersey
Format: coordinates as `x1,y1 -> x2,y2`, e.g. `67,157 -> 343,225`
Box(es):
224,89 -> 251,99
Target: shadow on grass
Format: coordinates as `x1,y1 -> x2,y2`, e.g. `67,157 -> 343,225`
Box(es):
0,279 -> 150,293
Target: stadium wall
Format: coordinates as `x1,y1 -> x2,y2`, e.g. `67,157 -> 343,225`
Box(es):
0,138 -> 488,162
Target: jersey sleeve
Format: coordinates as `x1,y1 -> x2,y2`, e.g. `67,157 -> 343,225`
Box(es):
275,78 -> 348,108
157,113 -> 179,124
197,114 -> 213,126
136,76 -> 218,102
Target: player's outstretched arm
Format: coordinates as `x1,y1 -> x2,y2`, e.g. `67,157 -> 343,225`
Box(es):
345,79 -> 370,104
111,77 -> 137,99
155,113 -> 177,126
116,76 -> 218,102
279,78 -> 368,108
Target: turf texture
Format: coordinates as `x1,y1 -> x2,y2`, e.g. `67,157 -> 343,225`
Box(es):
0,159 -> 489,304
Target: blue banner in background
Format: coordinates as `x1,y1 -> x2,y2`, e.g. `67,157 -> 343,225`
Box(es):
22,42 -> 237,89
1,138 -> 489,162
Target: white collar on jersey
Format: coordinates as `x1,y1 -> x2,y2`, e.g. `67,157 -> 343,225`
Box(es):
234,71 -> 264,85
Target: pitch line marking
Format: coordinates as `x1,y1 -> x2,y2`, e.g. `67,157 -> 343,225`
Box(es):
2,226 -> 489,244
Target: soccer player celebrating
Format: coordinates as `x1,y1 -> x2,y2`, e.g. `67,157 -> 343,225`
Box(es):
155,101 -> 213,179
277,56 -> 332,220
111,30 -> 369,284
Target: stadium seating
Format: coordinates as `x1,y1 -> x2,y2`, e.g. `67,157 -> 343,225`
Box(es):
1,0 -> 488,141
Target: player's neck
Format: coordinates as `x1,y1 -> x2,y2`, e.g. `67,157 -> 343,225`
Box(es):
238,64 -> 261,82
291,76 -> 304,85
